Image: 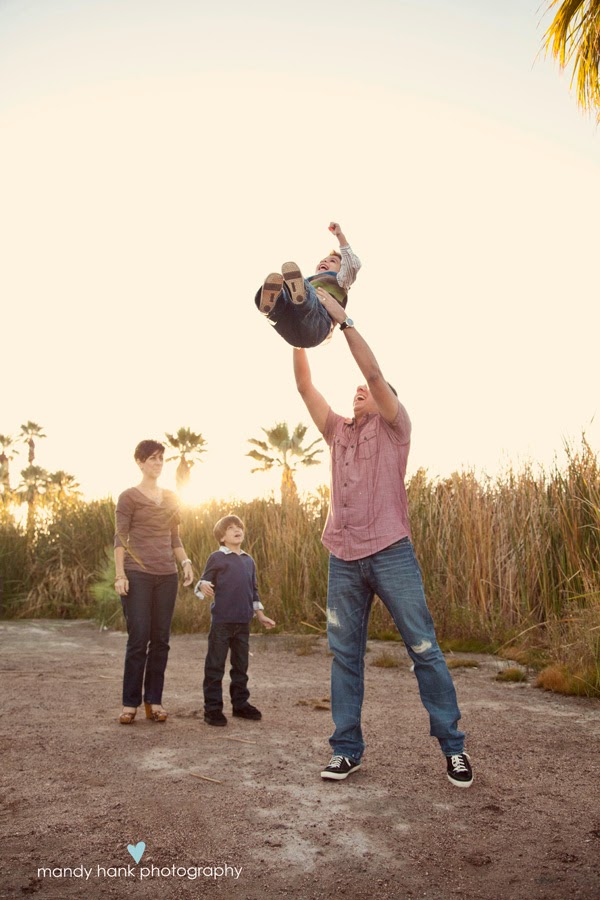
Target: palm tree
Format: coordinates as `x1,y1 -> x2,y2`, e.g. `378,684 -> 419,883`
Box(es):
46,470 -> 82,504
247,422 -> 323,503
164,427 -> 207,492
544,1 -> 600,116
0,434 -> 17,495
16,465 -> 49,538
19,421 -> 46,464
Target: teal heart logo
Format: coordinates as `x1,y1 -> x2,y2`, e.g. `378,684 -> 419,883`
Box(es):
127,841 -> 146,864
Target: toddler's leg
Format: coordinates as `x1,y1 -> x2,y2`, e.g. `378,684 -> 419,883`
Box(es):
259,273 -> 284,314
281,261 -> 306,304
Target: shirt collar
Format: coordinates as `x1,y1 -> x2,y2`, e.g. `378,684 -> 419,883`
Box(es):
218,545 -> 247,555
344,412 -> 374,428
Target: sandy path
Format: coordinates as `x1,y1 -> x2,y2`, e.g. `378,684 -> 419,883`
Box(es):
1,620 -> 599,899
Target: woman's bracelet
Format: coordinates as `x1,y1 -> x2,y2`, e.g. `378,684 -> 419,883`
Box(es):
115,574 -> 127,580
181,559 -> 192,567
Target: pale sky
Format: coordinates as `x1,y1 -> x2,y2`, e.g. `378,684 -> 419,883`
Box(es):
1,0 -> 598,503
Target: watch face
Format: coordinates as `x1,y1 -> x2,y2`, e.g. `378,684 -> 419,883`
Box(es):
346,318 -> 354,327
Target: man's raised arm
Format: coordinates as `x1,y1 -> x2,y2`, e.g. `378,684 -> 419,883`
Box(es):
315,288 -> 404,427
293,348 -> 331,434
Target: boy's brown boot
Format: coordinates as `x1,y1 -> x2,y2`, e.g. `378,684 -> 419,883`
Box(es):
281,261 -> 305,304
259,273 -> 283,314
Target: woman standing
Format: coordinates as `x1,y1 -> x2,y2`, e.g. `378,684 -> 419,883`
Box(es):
115,439 -> 193,724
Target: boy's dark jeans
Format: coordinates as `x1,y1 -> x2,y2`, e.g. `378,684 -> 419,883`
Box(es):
254,280 -> 333,348
203,621 -> 251,712
121,571 -> 178,707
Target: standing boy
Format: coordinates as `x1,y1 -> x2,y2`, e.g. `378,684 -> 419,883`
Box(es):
195,515 -> 276,726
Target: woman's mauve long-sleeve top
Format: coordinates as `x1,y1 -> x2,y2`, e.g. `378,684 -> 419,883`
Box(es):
114,487 -> 183,575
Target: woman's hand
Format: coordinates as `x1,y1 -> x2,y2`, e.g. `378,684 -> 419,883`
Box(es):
182,560 -> 194,587
115,575 -> 129,596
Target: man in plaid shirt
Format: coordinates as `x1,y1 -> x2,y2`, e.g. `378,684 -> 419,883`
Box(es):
293,289 -> 473,789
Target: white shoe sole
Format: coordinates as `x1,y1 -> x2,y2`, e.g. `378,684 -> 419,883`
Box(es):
447,774 -> 474,788
320,762 -> 361,781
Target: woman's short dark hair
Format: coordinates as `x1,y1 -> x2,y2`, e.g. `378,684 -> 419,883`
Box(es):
214,514 -> 244,543
134,439 -> 165,462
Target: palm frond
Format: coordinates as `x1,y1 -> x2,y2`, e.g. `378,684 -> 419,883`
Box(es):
544,0 -> 600,113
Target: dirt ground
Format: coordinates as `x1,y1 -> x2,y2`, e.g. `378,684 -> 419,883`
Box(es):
1,620 -> 599,900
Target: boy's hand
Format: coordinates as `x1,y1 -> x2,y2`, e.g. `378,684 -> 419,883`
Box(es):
328,222 -> 347,246
256,611 -> 276,629
316,287 -> 346,325
198,580 -> 214,598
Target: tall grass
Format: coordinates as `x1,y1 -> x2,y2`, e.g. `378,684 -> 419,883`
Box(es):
1,439 -> 599,695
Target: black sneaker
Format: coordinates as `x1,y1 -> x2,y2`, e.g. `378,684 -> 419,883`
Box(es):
232,704 -> 262,720
446,752 -> 473,788
204,710 -> 227,726
320,755 -> 362,781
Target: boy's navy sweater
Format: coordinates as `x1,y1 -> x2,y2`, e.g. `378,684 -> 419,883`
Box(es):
196,548 -> 262,624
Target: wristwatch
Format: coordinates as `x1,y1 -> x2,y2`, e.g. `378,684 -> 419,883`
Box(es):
340,317 -> 355,331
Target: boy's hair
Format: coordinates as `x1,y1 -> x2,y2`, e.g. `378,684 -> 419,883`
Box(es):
134,439 -> 165,462
214,514 -> 245,544
329,250 -> 342,261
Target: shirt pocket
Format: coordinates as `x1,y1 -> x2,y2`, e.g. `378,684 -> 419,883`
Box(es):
331,434 -> 350,462
358,431 -> 377,460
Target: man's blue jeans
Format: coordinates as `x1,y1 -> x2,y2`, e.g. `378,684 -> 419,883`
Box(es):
121,571 -> 178,707
327,538 -> 464,760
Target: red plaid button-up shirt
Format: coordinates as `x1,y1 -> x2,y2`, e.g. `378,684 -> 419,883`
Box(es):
321,404 -> 412,561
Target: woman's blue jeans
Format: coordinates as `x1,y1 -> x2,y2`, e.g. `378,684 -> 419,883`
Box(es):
121,571 -> 178,707
327,538 -> 464,760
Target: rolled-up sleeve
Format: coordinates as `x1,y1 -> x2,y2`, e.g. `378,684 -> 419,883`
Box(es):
337,245 -> 362,290
171,523 -> 183,550
383,402 -> 412,445
114,492 -> 133,549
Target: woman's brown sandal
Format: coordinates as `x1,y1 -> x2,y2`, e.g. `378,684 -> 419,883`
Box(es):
119,708 -> 137,725
144,703 -> 168,723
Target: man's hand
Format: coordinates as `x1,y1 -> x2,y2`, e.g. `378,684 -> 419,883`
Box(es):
316,287 -> 346,325
328,221 -> 348,246
256,610 -> 276,629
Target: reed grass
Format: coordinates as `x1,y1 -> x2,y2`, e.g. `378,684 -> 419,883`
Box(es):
370,649 -> 403,668
0,437 -> 599,696
496,667 -> 528,683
